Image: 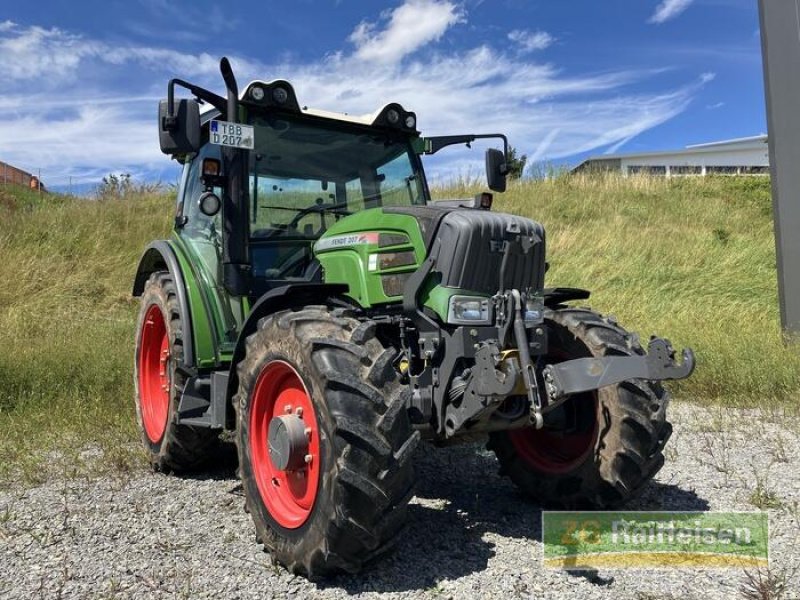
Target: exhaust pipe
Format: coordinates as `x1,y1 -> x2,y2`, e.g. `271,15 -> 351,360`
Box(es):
218,57 -> 250,296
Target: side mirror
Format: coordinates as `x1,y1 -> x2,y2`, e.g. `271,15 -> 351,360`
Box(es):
485,148 -> 507,193
159,98 -> 201,155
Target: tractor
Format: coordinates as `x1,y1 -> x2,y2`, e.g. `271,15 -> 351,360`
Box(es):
133,57 -> 695,576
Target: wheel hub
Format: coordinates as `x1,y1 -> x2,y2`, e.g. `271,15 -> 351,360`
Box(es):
268,414 -> 309,471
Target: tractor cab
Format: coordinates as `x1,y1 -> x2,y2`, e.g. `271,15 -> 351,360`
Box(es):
170,82 -> 429,291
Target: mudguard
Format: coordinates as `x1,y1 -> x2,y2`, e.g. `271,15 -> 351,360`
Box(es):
543,287 -> 591,307
132,240 -> 195,368
223,283 -> 349,426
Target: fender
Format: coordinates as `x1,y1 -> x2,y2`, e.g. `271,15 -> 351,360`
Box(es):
543,287 -> 591,307
223,283 -> 349,426
132,241 -> 196,369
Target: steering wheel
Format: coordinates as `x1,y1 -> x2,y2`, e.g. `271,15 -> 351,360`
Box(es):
286,198 -> 348,237
263,246 -> 313,279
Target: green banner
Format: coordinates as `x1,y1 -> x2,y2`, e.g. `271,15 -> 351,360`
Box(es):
542,512 -> 769,569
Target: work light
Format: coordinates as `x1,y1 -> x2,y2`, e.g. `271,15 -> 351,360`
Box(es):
447,296 -> 492,325
524,295 -> 545,324
250,85 -> 265,101
273,87 -> 289,104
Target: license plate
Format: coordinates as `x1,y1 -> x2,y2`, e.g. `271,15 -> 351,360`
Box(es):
209,120 -> 254,150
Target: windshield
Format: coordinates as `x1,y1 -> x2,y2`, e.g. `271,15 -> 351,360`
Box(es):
248,114 -> 426,241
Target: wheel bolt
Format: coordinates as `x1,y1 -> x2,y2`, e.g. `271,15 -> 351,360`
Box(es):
295,407 -> 303,417
284,405 -> 293,413
304,427 -> 312,437
304,454 -> 313,464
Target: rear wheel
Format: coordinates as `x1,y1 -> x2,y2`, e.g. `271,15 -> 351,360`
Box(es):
488,307 -> 672,507
134,271 -> 219,471
235,306 -> 419,576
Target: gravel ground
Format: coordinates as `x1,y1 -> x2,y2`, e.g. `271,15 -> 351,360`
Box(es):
1,402 -> 799,600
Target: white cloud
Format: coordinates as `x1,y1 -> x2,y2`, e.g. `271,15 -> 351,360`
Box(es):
0,24 -> 89,81
601,73 -> 715,154
605,135 -> 637,155
0,21 -> 248,86
508,30 -> 554,53
0,103 -> 165,185
349,0 -> 465,64
700,71 -> 716,83
649,0 -> 694,24
0,18 -> 706,188
528,128 -> 560,164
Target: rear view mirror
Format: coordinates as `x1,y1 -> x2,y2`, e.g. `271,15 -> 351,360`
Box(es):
159,98 -> 201,155
485,148 -> 507,193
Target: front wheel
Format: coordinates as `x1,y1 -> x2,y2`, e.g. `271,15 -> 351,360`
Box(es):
234,307 -> 419,576
134,271 -> 219,471
488,307 -> 672,508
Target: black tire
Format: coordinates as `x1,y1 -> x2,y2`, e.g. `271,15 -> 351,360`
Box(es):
134,271 -> 219,471
234,306 -> 419,576
488,307 -> 672,508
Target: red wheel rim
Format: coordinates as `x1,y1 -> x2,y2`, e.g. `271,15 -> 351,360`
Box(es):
509,346 -> 599,475
138,304 -> 170,444
508,402 -> 598,474
250,361 -> 320,529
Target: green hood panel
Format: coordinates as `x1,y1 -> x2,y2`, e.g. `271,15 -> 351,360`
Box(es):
314,208 -> 427,308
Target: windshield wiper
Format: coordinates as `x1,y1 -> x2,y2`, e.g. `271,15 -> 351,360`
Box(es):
258,205 -> 305,212
257,203 -> 351,215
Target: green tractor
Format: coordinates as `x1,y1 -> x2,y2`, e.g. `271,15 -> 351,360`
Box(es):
133,58 -> 694,576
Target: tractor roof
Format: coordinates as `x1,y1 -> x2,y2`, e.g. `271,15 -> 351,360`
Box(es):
199,79 -> 417,134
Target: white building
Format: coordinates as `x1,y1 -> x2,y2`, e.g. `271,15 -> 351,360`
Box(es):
572,135 -> 769,176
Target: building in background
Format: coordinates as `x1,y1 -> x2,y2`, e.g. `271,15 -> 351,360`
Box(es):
572,135 -> 769,176
0,160 -> 45,190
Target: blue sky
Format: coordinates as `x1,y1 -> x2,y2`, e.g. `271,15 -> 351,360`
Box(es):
0,0 -> 763,191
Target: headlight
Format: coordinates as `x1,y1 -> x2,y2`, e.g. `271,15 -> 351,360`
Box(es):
448,295 -> 491,325
524,294 -> 545,323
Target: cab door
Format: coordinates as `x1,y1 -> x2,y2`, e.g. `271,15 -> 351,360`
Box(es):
175,145 -> 242,365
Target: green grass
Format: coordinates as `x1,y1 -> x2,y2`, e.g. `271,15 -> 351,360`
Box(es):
0,174 -> 797,485
0,185 -> 172,484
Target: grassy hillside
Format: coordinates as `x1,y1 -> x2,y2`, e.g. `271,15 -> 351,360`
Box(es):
0,185 -> 172,482
0,175 -> 797,483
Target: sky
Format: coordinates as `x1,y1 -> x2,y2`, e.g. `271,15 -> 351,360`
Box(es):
0,0 -> 764,192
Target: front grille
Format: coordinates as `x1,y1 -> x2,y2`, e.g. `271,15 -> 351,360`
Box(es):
430,210 -> 545,294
